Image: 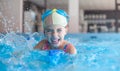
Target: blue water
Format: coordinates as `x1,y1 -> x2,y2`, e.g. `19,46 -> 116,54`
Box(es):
0,32 -> 120,71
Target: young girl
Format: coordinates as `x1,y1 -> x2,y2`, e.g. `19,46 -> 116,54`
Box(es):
34,9 -> 77,54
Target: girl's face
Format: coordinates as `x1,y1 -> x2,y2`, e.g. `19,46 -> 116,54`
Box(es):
44,25 -> 67,48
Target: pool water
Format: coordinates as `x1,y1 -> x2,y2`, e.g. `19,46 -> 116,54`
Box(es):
0,32 -> 120,71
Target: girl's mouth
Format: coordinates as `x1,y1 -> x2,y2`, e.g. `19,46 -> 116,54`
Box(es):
51,39 -> 60,44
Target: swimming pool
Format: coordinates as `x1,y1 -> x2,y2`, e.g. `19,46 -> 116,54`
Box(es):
0,32 -> 120,71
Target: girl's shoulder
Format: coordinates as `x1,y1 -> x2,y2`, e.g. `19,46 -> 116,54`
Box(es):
34,39 -> 48,49
40,40 -> 48,43
63,40 -> 77,54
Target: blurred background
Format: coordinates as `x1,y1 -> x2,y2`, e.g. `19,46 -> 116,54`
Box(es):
0,0 -> 120,33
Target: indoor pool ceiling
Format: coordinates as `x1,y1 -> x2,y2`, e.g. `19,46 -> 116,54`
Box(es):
29,0 -> 120,10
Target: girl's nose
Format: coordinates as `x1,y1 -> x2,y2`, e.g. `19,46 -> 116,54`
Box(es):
52,31 -> 58,37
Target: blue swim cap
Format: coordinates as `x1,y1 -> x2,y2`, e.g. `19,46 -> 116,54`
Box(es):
41,9 -> 69,28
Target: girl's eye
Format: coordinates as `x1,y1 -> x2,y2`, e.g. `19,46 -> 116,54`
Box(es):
46,29 -> 53,33
57,29 -> 62,32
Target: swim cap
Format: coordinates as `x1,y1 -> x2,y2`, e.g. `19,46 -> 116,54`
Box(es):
41,9 -> 69,28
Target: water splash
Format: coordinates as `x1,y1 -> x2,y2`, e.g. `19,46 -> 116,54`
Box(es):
0,33 -> 120,71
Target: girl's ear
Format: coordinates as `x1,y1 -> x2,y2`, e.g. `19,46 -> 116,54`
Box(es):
65,25 -> 69,32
